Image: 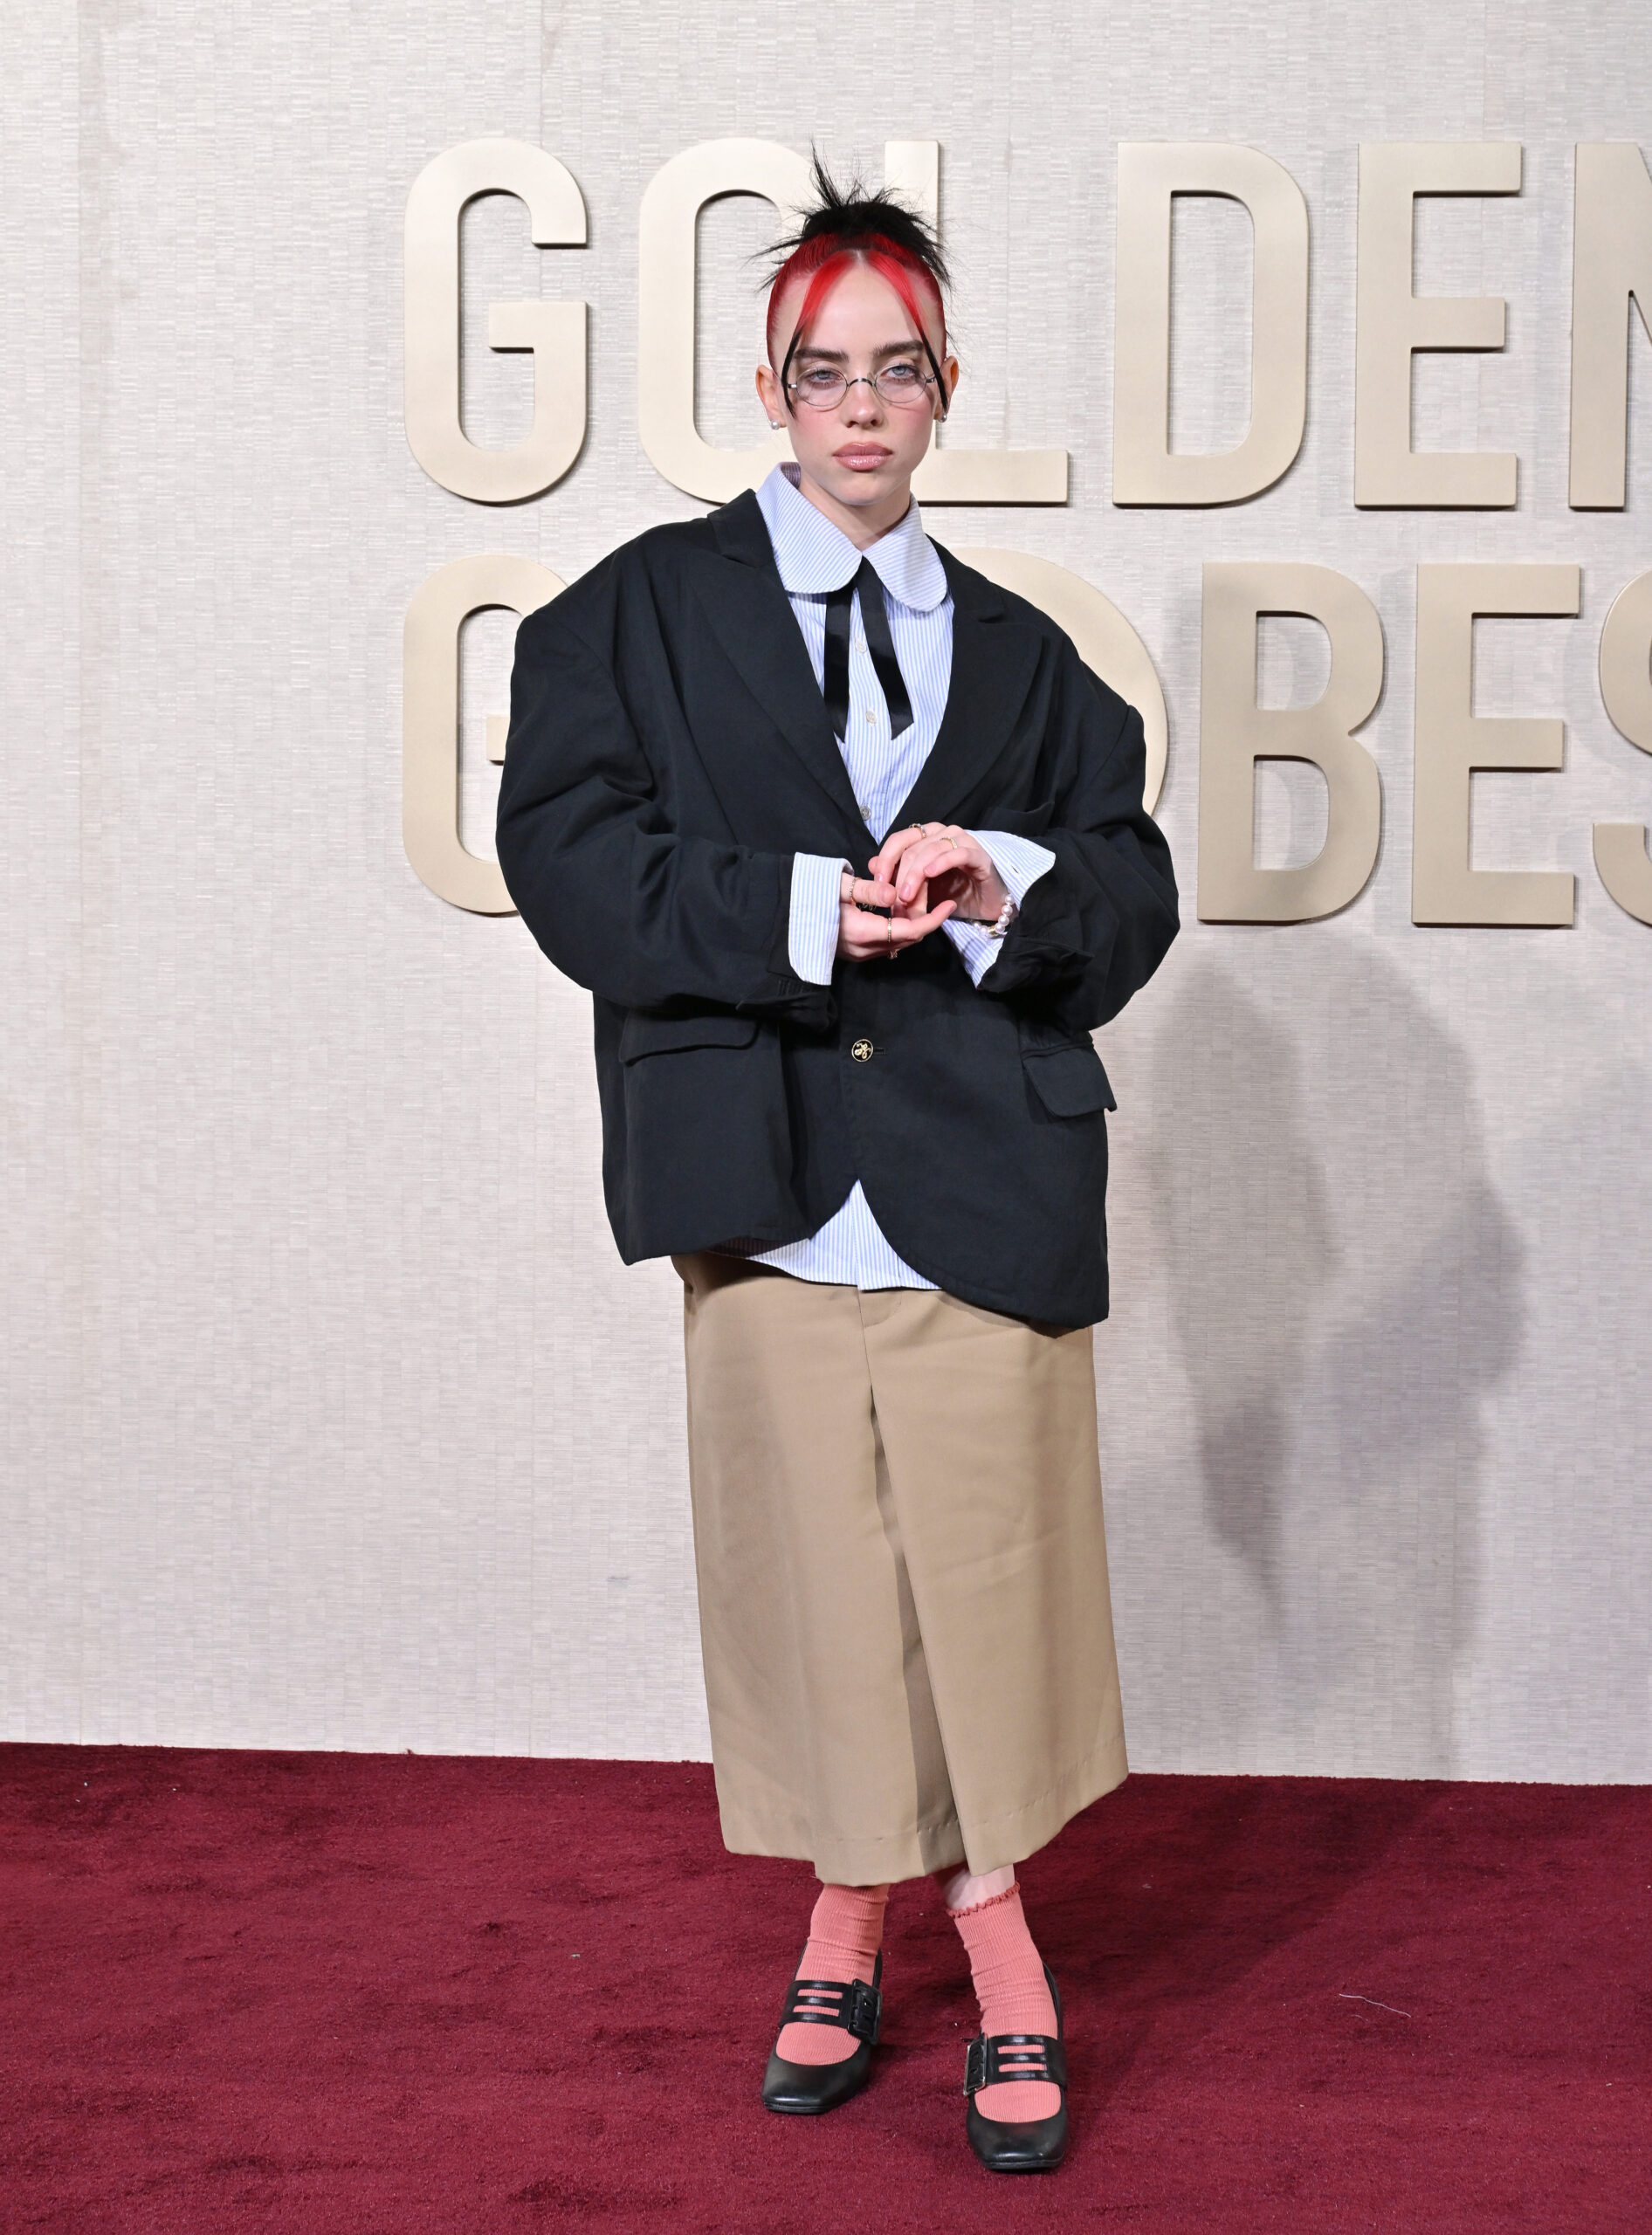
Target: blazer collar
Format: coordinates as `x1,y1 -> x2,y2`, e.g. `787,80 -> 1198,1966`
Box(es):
708,485 -> 782,571
697,492 -> 867,832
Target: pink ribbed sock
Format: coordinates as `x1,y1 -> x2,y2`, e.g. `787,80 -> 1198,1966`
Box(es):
952,1883 -> 1061,2122
774,1882 -> 889,2066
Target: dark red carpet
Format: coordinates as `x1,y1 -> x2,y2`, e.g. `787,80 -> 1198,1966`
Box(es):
3,1749 -> 1646,2232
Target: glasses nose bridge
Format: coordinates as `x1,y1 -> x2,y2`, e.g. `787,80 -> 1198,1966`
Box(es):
839,372 -> 886,417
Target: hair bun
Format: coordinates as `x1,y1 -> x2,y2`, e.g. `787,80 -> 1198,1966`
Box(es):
766,149 -> 950,294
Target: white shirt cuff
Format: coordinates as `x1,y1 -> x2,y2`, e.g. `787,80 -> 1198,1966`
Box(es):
789,852 -> 850,985
943,829 -> 1057,985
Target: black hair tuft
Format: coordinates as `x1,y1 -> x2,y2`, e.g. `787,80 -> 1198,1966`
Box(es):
764,149 -> 950,294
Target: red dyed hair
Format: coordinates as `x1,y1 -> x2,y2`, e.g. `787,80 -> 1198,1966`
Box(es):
766,233 -> 947,368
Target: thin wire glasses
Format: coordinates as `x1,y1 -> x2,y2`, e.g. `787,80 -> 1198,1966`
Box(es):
779,320 -> 951,419
786,361 -> 937,411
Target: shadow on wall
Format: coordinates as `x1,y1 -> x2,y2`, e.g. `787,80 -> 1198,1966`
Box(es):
1149,939 -> 1525,1775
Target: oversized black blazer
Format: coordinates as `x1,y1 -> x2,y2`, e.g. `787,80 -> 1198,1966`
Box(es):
496,489 -> 1179,1328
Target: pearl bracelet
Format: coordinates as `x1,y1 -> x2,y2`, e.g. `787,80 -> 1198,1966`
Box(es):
988,894 -> 1017,940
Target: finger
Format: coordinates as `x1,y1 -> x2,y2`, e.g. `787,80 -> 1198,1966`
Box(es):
888,897 -> 958,943
897,836 -> 983,903
843,911 -> 900,952
848,876 -> 898,910
868,826 -> 926,881
846,904 -> 928,956
873,825 -> 926,865
896,835 -> 969,891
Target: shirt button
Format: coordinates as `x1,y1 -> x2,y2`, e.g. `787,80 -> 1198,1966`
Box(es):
857,799 -> 871,818
850,1038 -> 874,1062
864,711 -> 877,724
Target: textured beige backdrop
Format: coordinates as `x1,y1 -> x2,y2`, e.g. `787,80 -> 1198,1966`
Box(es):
3,1 -> 1649,1777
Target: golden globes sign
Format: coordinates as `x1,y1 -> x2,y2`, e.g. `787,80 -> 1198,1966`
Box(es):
402,137 -> 1652,933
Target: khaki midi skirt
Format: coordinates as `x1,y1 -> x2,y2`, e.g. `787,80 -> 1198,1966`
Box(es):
675,1252 -> 1128,1884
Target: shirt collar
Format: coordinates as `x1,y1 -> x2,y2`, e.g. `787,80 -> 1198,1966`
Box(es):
755,462 -> 949,613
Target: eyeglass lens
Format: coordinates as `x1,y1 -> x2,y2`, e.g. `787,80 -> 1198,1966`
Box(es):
788,363 -> 933,409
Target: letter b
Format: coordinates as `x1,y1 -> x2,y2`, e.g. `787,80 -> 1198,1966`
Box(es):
1198,564 -> 1384,922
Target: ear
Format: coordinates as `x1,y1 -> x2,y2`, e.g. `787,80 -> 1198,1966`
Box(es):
935,354 -> 960,422
755,361 -> 788,426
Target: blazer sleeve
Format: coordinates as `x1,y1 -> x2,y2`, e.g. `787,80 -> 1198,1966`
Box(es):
977,642 -> 1180,1030
496,594 -> 834,1024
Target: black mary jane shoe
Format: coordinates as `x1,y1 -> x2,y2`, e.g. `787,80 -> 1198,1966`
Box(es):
761,1950 -> 883,2114
963,1962 -> 1070,2172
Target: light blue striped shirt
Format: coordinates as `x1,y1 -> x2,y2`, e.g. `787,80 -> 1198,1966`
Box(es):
743,463 -> 1055,1291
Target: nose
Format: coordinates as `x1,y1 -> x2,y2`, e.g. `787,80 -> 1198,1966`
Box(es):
841,377 -> 885,425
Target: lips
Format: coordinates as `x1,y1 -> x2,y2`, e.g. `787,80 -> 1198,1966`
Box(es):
834,444 -> 892,471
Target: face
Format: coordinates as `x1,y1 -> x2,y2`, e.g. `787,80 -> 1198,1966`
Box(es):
755,259 -> 958,527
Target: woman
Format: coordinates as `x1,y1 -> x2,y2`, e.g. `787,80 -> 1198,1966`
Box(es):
497,162 -> 1178,2172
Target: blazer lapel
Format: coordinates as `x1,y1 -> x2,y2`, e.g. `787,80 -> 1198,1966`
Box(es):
691,492 -> 866,834
891,547 -> 1043,829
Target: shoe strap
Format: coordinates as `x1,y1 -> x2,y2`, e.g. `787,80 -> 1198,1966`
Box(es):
964,2030 -> 1068,2095
781,1973 -> 882,2046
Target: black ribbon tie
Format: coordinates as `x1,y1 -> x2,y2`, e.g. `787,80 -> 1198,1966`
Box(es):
822,560 -> 915,743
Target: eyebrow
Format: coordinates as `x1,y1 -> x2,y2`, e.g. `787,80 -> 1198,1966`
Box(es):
792,340 -> 927,365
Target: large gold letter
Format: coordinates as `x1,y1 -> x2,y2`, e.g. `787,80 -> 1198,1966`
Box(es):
893,148 -> 1068,505
637,140 -> 1068,505
952,549 -> 1167,810
1112,144 -> 1309,506
1354,143 -> 1521,509
1593,570 -> 1652,923
1196,564 -> 1383,922
403,554 -> 565,913
404,141 -> 588,505
637,139 -> 807,504
1568,144 -> 1652,511
1412,564 -> 1579,926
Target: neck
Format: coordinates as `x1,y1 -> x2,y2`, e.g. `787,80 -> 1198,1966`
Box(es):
791,466 -> 914,551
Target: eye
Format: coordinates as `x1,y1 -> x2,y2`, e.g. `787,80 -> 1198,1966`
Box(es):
796,368 -> 841,392
880,362 -> 925,390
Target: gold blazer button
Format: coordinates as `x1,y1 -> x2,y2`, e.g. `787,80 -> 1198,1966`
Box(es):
850,1038 -> 874,1062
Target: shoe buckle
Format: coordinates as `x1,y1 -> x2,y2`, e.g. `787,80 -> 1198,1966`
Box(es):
839,1974 -> 881,2045
964,2030 -> 1067,2096
786,1973 -> 881,2046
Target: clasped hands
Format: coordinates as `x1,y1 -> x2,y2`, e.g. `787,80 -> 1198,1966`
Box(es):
835,822 -> 1011,962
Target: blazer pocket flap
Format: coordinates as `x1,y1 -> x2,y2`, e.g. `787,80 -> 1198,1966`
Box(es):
1022,1042 -> 1116,1117
619,1008 -> 761,1062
